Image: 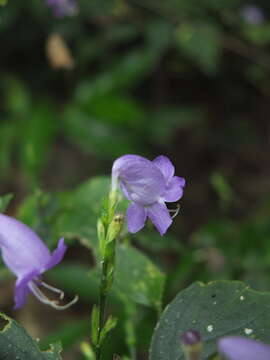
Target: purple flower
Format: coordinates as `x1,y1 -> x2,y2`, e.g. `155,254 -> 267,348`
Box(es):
218,336 -> 270,360
0,214 -> 77,309
112,154 -> 185,235
45,0 -> 78,17
241,5 -> 265,25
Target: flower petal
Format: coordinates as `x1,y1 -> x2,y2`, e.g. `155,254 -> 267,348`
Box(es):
0,214 -> 51,278
112,154 -> 165,205
45,238 -> 67,271
164,176 -> 186,202
153,155 -> 175,183
218,336 -> 270,360
127,203 -> 147,233
147,202 -> 172,235
14,270 -> 39,309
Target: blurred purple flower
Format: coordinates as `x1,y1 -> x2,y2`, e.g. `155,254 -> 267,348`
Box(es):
112,154 -> 185,235
241,5 -> 265,25
0,214 -> 77,309
218,336 -> 270,360
45,0 -> 78,17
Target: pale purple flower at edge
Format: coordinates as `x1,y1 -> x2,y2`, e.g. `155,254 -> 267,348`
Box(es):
0,214 -> 77,309
112,154 -> 185,235
45,0 -> 78,17
218,336 -> 270,360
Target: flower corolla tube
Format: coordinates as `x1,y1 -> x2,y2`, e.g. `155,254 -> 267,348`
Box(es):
112,154 -> 185,235
0,214 -> 78,309
218,336 -> 270,360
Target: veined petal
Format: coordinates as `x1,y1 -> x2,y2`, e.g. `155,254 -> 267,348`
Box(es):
164,176 -> 186,202
127,203 -> 147,233
147,202 -> 172,236
112,154 -> 165,205
0,214 -> 51,277
153,155 -> 175,183
45,237 -> 67,271
218,336 -> 270,360
0,214 -> 69,309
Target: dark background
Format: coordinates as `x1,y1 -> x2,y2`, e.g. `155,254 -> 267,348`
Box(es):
1,1 -> 270,359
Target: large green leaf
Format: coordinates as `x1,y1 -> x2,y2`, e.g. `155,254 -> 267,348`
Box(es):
18,177 -> 111,250
114,244 -> 165,311
48,243 -> 165,310
0,313 -> 61,359
150,281 -> 270,360
53,177 -> 111,250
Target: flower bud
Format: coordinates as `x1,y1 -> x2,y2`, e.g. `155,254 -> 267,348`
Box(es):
107,214 -> 124,243
180,330 -> 202,360
97,218 -> 106,257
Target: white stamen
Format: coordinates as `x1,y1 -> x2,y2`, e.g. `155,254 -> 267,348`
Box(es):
39,281 -> 65,300
28,281 -> 78,310
169,204 -> 180,219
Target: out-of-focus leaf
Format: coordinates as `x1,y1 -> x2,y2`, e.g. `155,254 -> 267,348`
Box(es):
47,264 -> 100,302
63,106 -> 141,157
19,102 -> 58,181
75,48 -> 159,101
0,313 -> 62,359
48,241 -> 166,311
149,107 -> 203,145
4,78 -> 30,115
145,20 -> 174,52
114,244 -> 165,311
53,177 -> 111,251
243,24 -> 270,45
17,190 -> 63,248
150,281 -> 270,360
176,23 -> 221,73
40,319 -> 89,351
211,172 -> 234,210
0,123 -> 16,178
18,177 -> 111,251
79,93 -> 146,127
0,193 -> 13,212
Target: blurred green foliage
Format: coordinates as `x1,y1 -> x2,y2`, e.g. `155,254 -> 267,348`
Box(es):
1,0 -> 270,358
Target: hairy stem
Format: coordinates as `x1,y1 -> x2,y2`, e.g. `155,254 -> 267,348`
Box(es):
95,260 -> 108,360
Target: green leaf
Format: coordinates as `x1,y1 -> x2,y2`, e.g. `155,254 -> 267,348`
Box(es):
0,193 -> 13,212
17,177 -> 111,251
114,244 -> 165,310
47,264 -> 101,302
150,281 -> 270,360
48,242 -> 166,311
100,315 -> 118,343
176,23 -> 221,74
19,102 -> 58,182
53,177 -> 111,251
40,319 -> 89,351
0,123 -> 16,179
0,313 -> 62,359
4,78 -> 30,115
75,48 -> 158,99
63,106 -> 141,158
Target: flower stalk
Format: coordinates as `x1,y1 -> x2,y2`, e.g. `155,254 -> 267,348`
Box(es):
92,190 -> 123,360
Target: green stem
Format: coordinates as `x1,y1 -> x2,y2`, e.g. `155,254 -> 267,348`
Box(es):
95,260 -> 108,360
